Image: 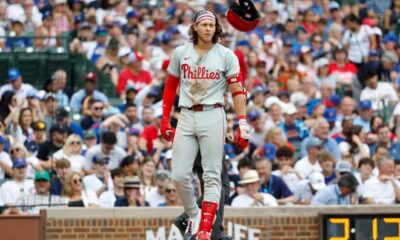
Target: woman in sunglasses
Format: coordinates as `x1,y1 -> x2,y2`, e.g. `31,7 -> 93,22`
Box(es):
9,143 -> 41,179
53,134 -> 85,174
62,171 -> 98,207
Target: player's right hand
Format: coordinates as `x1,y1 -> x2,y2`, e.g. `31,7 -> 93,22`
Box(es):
161,120 -> 175,142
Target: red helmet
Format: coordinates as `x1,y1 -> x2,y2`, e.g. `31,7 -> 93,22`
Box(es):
226,0 -> 261,32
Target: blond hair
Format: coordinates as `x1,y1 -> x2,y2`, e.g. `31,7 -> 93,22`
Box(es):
62,171 -> 82,197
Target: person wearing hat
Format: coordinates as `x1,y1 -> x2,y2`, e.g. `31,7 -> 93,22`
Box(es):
0,68 -> 36,99
311,172 -> 358,205
82,25 -> 108,65
353,100 -> 373,133
54,107 -> 84,139
249,86 -> 268,111
83,154 -> 113,197
42,92 -> 59,130
6,19 -> 32,48
0,136 -> 12,180
323,108 -> 340,134
277,54 -> 304,91
15,170 -> 68,214
295,136 -> 323,178
70,71 -> 109,113
122,10 -> 140,35
37,125 -> 67,165
231,170 -> 277,207
83,129 -> 97,151
116,51 -> 152,95
0,158 -> 34,205
114,176 -> 149,207
293,171 -> 326,205
363,156 -> 400,204
25,121 -> 48,154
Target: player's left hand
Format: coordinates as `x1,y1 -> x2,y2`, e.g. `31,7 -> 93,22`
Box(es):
235,118 -> 250,150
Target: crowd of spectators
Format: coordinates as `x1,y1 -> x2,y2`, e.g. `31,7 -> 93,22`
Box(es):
1,0 -> 400,214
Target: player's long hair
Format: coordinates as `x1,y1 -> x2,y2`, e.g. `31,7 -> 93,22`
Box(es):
189,11 -> 224,45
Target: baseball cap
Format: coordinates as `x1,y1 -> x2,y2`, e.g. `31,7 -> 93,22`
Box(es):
128,127 -> 140,136
238,170 -> 260,185
252,86 -> 268,95
32,120 -> 46,131
308,171 -> 326,190
35,170 -> 51,181
84,129 -> 96,139
85,72 -> 97,82
329,1 -> 340,10
383,33 -> 398,44
261,143 -> 276,160
323,95 -> 341,108
55,108 -> 69,119
79,21 -> 91,30
27,89 -> 38,99
224,144 -> 236,159
306,137 -> 322,149
13,158 -> 27,168
248,111 -> 261,121
44,92 -> 56,100
125,83 -> 137,93
296,26 -> 307,34
124,176 -> 141,188
283,103 -> 297,115
118,47 -> 131,58
359,100 -> 372,110
323,108 -> 336,123
314,58 -> 329,69
8,68 -> 20,82
126,11 -> 138,19
92,155 -> 109,165
307,98 -> 322,117
263,35 -> 274,44
127,52 -> 143,64
335,160 -> 352,173
95,26 -> 108,36
236,39 -> 251,48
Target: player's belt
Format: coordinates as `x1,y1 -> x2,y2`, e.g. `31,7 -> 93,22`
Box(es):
186,103 -> 222,112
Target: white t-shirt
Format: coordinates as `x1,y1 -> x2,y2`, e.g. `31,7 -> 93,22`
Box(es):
53,149 -> 86,172
145,188 -> 166,207
25,156 -> 40,180
84,144 -> 127,171
342,25 -> 373,63
0,83 -> 36,99
363,177 -> 400,204
0,151 -> 12,180
0,179 -> 35,205
83,174 -> 113,194
294,157 -> 322,178
338,142 -> 370,165
231,192 -> 278,207
360,83 -> 398,111
98,190 -> 117,208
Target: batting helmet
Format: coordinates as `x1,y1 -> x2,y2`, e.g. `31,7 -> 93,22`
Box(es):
226,0 -> 261,32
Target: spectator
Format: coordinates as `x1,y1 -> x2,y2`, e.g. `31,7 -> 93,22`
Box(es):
0,91 -> 17,126
9,143 -> 41,179
273,146 -> 302,192
366,115 -> 384,145
339,125 -> 370,165
158,182 -> 181,207
353,100 -> 374,133
295,137 -> 323,178
146,171 -> 169,207
84,131 -> 126,172
255,157 -> 296,205
62,171 -> 98,207
15,170 -> 68,214
294,171 -> 326,205
115,175 -> 149,207
231,170 -> 277,207
83,155 -> 113,197
53,107 -> 84,139
53,134 -> 85,173
363,156 -> 400,204
98,168 -> 125,208
37,125 -> 67,165
139,157 -> 157,192
0,68 -> 35,99
354,157 -> 375,201
372,125 -> 400,162
82,130 -> 97,152
328,47 -> 358,90
337,96 -> 356,123
0,136 -> 12,180
318,151 -> 337,184
120,155 -> 140,177
80,99 -> 105,130
26,120 -> 47,155
300,118 -> 341,160
117,51 -> 152,95
50,159 -> 71,196
311,173 -> 358,205
0,158 -> 34,205
69,72 -> 109,113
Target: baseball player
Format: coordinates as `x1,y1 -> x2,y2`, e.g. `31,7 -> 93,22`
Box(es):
161,10 -> 249,240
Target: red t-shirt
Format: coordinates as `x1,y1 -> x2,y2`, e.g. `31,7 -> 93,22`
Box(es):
328,62 -> 358,75
117,68 -> 152,95
140,125 -> 158,155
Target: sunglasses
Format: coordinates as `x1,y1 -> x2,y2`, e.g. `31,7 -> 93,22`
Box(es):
69,141 -> 81,145
10,148 -> 20,154
166,189 -> 176,193
94,106 -> 103,110
73,178 -> 82,184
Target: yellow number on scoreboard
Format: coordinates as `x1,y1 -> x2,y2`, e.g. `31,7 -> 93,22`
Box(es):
329,218 -> 350,240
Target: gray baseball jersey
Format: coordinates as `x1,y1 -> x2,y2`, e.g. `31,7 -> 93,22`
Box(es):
167,42 -> 240,107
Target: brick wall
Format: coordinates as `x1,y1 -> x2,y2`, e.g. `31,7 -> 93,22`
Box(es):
43,206 -> 396,240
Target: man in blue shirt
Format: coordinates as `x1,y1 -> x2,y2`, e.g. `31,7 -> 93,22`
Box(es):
70,72 -> 109,113
255,157 -> 296,205
311,173 -> 358,205
353,100 -> 373,133
371,125 -> 400,162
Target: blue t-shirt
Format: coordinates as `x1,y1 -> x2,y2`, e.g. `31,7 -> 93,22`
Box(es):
50,177 -> 63,196
259,175 -> 293,199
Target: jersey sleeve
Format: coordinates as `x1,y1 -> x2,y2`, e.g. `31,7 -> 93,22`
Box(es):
224,50 -> 240,78
167,46 -> 183,78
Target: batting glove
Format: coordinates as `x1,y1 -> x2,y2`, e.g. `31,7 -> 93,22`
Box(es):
235,117 -> 250,150
161,119 -> 175,142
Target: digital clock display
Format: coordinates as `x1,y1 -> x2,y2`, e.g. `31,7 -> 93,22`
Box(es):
320,213 -> 400,240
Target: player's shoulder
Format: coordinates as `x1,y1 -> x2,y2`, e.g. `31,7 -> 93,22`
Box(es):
173,43 -> 192,54
213,43 -> 234,54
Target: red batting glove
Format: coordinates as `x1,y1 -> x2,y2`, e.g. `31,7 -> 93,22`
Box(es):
235,116 -> 250,150
161,119 -> 176,142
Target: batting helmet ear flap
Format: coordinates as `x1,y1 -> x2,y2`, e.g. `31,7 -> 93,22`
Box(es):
226,0 -> 261,32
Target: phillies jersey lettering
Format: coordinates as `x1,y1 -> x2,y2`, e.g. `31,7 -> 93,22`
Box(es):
167,42 -> 240,107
